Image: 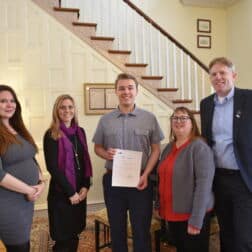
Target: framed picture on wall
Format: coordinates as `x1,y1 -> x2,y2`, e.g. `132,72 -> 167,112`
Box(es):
197,35 -> 211,49
84,83 -> 118,115
197,19 -> 211,33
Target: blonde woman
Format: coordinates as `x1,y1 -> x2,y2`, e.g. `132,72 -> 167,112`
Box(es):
43,94 -> 92,252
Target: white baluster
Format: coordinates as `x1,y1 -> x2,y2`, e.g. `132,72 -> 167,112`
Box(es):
86,0 -> 91,22
201,69 -> 205,100
173,44 -> 177,88
142,17 -> 146,63
180,51 -> 184,99
134,13 -> 138,62
194,62 -> 199,110
123,2 -> 128,49
157,32 -> 161,76
94,0 -> 100,33
149,24 -> 154,75
100,0 -> 104,36
84,0 -> 89,23
103,0 -> 109,36
165,41 -> 170,88
126,6 -> 131,51
61,0 -> 67,7
79,0 -> 84,22
187,56 -> 192,99
116,0 -> 121,49
110,0 -> 115,46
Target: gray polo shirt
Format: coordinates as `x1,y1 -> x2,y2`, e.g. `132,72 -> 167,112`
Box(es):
92,106 -> 164,170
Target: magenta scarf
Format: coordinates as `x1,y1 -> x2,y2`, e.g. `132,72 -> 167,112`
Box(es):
58,122 -> 93,191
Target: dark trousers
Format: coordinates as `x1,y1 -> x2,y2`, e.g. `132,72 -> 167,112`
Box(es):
52,235 -> 79,252
214,170 -> 252,252
5,241 -> 30,252
167,212 -> 211,252
103,173 -> 153,252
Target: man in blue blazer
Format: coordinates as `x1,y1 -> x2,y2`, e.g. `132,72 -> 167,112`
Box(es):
200,57 -> 252,252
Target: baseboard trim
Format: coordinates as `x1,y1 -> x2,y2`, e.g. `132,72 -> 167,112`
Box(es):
35,201 -> 105,212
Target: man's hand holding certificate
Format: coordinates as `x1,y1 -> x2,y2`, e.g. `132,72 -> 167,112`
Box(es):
112,149 -> 143,187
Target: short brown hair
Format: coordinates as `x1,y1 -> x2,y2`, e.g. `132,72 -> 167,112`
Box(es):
115,73 -> 138,90
209,57 -> 235,71
169,106 -> 201,142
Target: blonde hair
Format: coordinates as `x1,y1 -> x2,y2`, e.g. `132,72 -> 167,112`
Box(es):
49,94 -> 78,140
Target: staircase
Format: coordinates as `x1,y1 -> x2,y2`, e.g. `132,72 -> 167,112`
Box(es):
32,0 -> 211,113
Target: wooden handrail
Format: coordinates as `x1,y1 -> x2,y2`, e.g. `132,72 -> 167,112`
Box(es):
123,0 -> 209,72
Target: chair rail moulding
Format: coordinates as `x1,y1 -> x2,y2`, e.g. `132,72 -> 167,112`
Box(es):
84,83 -> 117,115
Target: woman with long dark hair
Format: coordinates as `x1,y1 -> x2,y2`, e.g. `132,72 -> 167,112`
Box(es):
0,84 -> 45,252
43,94 -> 92,251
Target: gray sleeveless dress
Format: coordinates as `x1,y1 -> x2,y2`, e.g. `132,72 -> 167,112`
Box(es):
0,135 -> 39,245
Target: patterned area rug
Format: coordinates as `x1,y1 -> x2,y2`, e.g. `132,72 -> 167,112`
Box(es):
30,213 -> 220,252
30,214 -> 99,252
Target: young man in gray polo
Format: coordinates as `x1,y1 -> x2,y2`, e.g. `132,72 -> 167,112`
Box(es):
93,73 -> 164,252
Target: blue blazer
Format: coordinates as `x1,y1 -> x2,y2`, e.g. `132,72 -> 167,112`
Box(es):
200,87 -> 252,192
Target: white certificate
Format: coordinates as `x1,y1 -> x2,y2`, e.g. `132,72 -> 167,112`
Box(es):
112,149 -> 143,187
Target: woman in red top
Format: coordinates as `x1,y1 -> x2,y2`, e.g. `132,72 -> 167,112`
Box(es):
157,107 -> 215,252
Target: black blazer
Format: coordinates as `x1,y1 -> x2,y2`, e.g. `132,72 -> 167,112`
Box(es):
200,87 -> 252,192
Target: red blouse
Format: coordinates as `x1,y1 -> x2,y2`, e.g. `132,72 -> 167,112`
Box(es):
158,140 -> 191,221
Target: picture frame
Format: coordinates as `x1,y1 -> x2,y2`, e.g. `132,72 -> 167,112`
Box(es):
197,35 -> 211,49
84,83 -> 117,115
197,19 -> 211,33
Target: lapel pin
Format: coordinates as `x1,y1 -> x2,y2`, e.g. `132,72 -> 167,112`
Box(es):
235,110 -> 241,118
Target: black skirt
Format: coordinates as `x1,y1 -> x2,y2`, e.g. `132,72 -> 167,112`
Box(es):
48,192 -> 87,241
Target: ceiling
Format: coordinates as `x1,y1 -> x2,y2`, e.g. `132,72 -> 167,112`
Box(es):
180,0 -> 240,8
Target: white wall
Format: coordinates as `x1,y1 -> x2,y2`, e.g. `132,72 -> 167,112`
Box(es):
0,0 -> 172,209
227,0 -> 252,89
131,0 -> 227,66
132,0 -> 251,90
3,0 -> 250,209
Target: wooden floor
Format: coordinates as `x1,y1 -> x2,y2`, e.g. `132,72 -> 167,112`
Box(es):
0,241 -> 6,252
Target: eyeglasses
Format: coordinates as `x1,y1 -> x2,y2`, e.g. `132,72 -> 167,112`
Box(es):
171,116 -> 191,122
59,105 -> 74,110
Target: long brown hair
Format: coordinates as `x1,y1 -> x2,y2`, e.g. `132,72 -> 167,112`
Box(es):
169,106 -> 201,142
0,85 -> 38,155
49,94 -> 78,140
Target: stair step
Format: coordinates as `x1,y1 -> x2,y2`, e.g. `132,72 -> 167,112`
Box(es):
91,36 -> 114,41
157,88 -> 178,92
53,7 -> 80,18
125,63 -> 148,67
157,88 -> 179,100
72,22 -> 96,37
72,22 -> 97,28
108,50 -> 131,55
53,7 -> 79,13
90,36 -> 114,50
142,76 -> 163,80
172,99 -> 193,104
